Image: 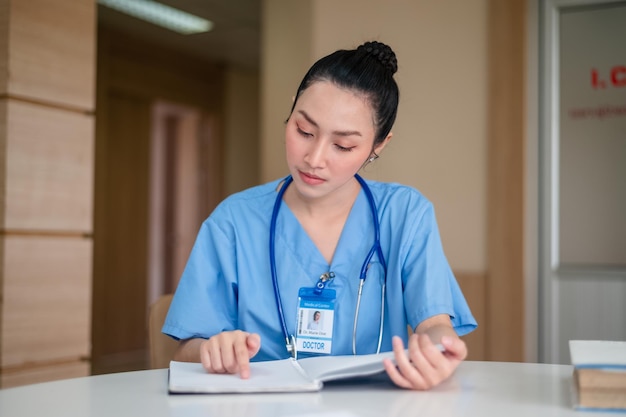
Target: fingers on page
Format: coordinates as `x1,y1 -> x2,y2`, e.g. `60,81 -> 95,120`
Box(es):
387,336 -> 428,390
247,333 -> 262,357
383,358 -> 417,389
439,336 -> 467,361
206,340 -> 225,373
234,337 -> 253,378
200,340 -> 214,372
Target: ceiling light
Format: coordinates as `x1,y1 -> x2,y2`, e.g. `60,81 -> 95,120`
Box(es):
98,0 -> 213,35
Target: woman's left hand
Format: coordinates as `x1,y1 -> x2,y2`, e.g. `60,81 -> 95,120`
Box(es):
383,333 -> 467,390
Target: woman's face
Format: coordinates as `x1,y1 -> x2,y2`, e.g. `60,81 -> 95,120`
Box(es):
285,81 -> 388,203
314,312 -> 321,321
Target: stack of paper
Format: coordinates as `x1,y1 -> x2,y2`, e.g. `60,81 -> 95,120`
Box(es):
569,340 -> 626,412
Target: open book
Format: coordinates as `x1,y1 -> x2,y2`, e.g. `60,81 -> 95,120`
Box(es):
169,350 -> 403,394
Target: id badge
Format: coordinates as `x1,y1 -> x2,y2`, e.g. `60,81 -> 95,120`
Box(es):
296,286 -> 336,355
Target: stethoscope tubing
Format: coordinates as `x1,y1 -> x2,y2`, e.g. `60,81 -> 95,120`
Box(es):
353,174 -> 387,355
270,174 -> 387,357
269,175 -> 295,356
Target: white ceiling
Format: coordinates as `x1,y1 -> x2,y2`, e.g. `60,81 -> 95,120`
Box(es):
97,0 -> 261,70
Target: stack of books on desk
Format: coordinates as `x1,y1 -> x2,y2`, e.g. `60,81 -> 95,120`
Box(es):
569,340 -> 626,412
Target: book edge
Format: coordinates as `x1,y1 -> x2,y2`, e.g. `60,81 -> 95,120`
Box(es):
167,359 -> 323,394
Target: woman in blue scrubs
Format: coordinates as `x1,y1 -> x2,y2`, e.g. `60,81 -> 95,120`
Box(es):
163,41 -> 477,390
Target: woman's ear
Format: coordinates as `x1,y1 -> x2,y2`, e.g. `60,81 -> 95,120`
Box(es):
373,132 -> 393,156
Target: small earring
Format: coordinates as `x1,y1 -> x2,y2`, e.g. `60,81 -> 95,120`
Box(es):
368,153 -> 379,163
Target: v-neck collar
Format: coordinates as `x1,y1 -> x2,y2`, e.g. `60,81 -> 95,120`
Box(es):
275,188 -> 375,283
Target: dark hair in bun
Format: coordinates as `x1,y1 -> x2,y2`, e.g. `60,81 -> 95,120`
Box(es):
357,41 -> 398,75
289,41 -> 399,146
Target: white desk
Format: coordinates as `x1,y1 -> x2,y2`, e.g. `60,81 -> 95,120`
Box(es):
0,361 -> 607,416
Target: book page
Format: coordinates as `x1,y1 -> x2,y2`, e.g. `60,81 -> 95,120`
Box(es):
169,345 -> 446,393
569,340 -> 626,368
297,345 -> 445,382
298,351 -> 396,382
168,358 -> 322,394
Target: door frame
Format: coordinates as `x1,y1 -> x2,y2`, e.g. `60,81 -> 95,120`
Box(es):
538,0 -> 626,363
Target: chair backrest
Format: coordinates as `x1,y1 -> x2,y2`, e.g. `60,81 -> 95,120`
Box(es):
148,294 -> 179,369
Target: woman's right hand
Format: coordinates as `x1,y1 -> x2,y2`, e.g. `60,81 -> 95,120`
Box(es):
199,330 -> 261,379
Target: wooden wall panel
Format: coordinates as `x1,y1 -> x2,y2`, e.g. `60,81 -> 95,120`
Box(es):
1,236 -> 91,368
0,100 -> 6,218
91,90 -> 150,375
92,28 -> 226,375
1,361 -> 89,388
455,272 -> 486,361
0,0 -> 95,388
0,0 -> 8,94
99,28 -> 223,110
4,101 -> 94,232
486,0 -> 526,361
5,0 -> 95,109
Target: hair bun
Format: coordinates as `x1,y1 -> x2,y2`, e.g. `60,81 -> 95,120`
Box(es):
358,41 -> 398,75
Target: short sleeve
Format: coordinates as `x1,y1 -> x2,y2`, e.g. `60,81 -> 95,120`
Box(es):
162,216 -> 239,341
401,202 -> 477,336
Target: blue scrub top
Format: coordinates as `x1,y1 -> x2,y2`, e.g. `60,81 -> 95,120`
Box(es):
163,177 -> 477,361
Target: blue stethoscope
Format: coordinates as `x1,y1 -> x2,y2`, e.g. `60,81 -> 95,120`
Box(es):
269,174 -> 387,358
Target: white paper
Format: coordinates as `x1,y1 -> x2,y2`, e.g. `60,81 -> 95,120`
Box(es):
569,340 -> 626,368
168,345 -> 445,394
168,359 -> 321,394
298,351 -> 395,381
